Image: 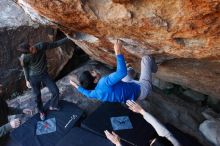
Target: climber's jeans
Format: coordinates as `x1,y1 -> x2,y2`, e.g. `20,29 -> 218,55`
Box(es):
29,72 -> 59,113
137,56 -> 153,100
124,56 -> 153,100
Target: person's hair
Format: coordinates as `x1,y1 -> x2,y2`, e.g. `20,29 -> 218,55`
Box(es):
79,71 -> 97,90
150,136 -> 174,146
18,42 -> 30,53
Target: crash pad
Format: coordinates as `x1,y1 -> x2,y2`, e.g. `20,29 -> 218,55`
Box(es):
81,102 -> 157,146
10,100 -> 84,146
166,124 -> 203,146
56,128 -> 113,146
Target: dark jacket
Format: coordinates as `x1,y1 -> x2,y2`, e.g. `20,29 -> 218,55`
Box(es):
20,37 -> 69,81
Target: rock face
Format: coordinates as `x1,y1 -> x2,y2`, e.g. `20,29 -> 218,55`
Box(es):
16,0 -> 220,100
155,59 -> 220,99
0,0 -> 75,98
0,0 -> 34,28
199,119 -> 220,146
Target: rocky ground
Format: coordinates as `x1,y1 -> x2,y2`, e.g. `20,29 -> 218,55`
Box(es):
7,60 -> 219,146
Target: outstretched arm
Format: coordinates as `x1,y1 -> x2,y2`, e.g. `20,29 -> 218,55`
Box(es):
45,37 -> 70,49
69,80 -> 98,100
105,40 -> 127,86
126,100 -> 181,146
77,87 -> 97,99
33,37 -> 70,51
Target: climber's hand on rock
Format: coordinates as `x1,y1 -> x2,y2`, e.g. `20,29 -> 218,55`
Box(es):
114,39 -> 123,55
66,33 -> 77,40
70,80 -> 79,89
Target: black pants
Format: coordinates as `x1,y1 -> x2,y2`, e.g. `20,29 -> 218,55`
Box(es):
30,72 -> 59,112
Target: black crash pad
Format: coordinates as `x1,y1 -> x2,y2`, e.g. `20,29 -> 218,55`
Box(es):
56,128 -> 113,146
10,100 -> 84,146
81,103 -> 157,146
165,124 -> 203,146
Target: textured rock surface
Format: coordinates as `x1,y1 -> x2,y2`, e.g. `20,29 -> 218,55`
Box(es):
0,0 -> 76,98
16,0 -> 220,100
0,0 -> 34,28
155,59 -> 220,99
8,61 -> 212,146
199,119 -> 220,146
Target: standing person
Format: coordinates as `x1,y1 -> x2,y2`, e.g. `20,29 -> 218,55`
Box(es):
70,39 -> 157,102
17,37 -> 70,120
0,84 -> 32,145
104,100 -> 181,146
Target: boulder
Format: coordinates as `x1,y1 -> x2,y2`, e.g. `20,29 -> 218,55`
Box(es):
199,119 -> 220,146
182,89 -> 207,102
155,59 -> 220,100
16,0 -> 220,100
202,108 -> 220,120
152,77 -> 174,90
0,0 -> 34,28
207,96 -> 220,113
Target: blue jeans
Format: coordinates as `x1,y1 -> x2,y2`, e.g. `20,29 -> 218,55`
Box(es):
30,72 -> 59,112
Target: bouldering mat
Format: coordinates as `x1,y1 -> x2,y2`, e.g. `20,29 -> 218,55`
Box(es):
166,124 -> 203,146
56,127 -> 113,146
81,102 -> 157,146
10,100 -> 84,146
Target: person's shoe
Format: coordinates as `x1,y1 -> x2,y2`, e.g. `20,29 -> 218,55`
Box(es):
40,112 -> 46,121
49,106 -> 60,111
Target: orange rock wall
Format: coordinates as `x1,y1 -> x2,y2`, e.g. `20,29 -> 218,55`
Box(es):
17,0 -> 220,99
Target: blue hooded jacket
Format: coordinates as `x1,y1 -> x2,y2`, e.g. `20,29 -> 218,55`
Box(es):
77,55 -> 141,102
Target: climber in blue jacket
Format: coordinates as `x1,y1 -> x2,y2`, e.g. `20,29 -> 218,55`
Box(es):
70,39 -> 157,102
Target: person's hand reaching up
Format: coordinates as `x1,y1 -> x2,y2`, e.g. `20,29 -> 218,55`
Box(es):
126,100 -> 144,114
104,130 -> 122,146
114,39 -> 123,56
